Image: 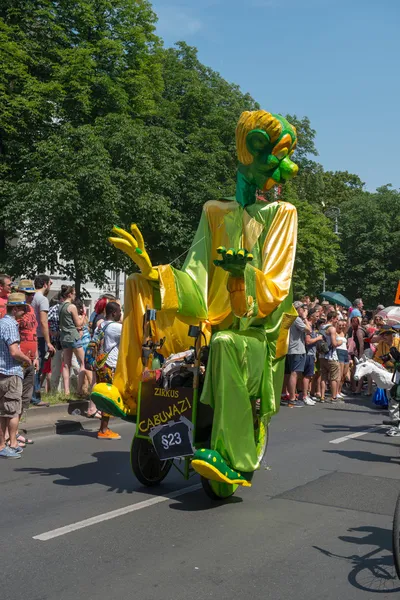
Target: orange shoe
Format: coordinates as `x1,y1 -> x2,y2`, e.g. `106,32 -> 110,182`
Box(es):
97,429 -> 121,440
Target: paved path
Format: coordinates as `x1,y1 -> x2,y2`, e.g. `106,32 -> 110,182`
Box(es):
3,397 -> 400,600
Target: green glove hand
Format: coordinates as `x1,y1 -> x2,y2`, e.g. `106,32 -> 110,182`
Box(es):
214,246 -> 253,277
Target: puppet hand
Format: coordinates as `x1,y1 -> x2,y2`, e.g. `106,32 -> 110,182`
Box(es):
214,246 -> 253,277
109,224 -> 158,281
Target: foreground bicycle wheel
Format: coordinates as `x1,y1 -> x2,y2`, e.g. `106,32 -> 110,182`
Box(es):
392,491 -> 400,578
130,437 -> 173,487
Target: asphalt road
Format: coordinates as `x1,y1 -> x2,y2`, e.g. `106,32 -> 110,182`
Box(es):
3,397 -> 400,600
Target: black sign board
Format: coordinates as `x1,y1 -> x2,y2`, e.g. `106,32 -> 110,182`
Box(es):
137,381 -> 194,435
149,417 -> 194,460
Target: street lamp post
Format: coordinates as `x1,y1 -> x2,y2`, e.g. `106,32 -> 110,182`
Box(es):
322,206 -> 341,292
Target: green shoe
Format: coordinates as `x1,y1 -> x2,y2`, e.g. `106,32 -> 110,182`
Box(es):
191,449 -> 251,487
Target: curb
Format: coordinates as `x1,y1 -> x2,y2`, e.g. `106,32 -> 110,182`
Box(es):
20,400 -> 103,438
21,419 -> 102,438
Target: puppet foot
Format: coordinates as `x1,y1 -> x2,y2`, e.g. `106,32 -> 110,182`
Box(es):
191,449 -> 252,487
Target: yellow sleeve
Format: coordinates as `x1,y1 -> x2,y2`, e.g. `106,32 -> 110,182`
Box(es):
244,202 -> 297,319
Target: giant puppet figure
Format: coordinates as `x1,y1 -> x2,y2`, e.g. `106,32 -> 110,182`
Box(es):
93,110 -> 299,487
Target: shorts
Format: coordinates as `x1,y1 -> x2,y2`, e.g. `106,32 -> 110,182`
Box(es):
303,355 -> 316,378
285,354 -> 306,374
0,375 -> 23,418
22,365 -> 35,411
337,349 -> 349,364
62,339 -> 83,349
320,358 -> 340,382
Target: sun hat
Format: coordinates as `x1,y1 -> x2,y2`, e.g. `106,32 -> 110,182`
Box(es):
18,279 -> 35,293
7,292 -> 27,306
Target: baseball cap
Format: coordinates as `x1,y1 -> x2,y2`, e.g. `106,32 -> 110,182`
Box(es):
7,292 -> 27,306
293,300 -> 306,309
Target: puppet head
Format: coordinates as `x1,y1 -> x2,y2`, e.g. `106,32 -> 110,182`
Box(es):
236,110 -> 298,195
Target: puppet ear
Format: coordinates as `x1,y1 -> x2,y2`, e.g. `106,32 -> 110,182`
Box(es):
246,129 -> 271,156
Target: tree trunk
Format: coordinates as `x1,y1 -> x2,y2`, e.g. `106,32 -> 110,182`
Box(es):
74,260 -> 82,298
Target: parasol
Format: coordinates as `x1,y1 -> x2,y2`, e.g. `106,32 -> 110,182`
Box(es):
320,291 -> 352,308
376,306 -> 400,325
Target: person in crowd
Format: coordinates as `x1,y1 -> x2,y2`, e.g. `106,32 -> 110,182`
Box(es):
283,301 -> 311,407
310,314 -> 327,401
73,297 -> 92,397
372,327 -> 400,435
95,301 -> 122,439
89,294 -> 116,335
336,319 -> 350,399
351,298 -> 364,319
48,293 -> 63,393
58,285 -> 85,397
31,274 -> 55,405
0,273 -> 12,319
348,315 -> 371,394
15,280 -> 40,444
303,307 -> 323,405
319,310 -> 340,403
0,293 -> 32,459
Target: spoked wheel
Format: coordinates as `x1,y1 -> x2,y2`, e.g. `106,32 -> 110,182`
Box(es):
392,491 -> 400,578
130,437 -> 172,487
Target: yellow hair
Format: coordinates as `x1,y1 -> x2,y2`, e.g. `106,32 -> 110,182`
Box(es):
236,110 -> 283,165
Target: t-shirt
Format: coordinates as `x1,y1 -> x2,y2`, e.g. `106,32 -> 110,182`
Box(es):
0,315 -> 23,378
351,308 -> 362,318
288,317 -> 306,354
31,291 -> 49,338
101,321 -> 122,369
0,296 -> 7,319
17,304 -> 38,358
306,327 -> 319,357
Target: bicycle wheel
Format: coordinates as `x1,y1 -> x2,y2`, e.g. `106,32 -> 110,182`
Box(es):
392,491 -> 400,578
201,478 -> 238,500
130,437 -> 172,487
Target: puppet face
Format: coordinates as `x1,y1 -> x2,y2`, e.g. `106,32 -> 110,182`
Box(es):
236,111 -> 298,191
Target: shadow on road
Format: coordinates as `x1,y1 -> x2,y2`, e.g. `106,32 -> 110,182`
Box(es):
14,451 -> 238,510
16,451 -> 141,494
323,449 -> 398,465
314,525 -> 400,593
318,423 -> 385,435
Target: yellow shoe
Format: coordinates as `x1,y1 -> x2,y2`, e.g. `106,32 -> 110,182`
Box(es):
97,428 -> 121,440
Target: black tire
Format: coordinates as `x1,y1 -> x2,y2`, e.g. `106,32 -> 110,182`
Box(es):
392,491 -> 400,578
130,437 -> 173,487
201,477 -> 238,500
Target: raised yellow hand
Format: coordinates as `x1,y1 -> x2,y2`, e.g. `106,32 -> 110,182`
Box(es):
109,224 -> 158,281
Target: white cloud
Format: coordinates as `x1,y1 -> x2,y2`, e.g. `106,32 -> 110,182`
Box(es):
154,5 -> 203,38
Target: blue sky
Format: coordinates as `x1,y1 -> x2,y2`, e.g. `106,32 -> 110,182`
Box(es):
151,0 -> 399,192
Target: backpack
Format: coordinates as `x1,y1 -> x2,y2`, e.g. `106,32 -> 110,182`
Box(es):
317,325 -> 330,355
84,322 -> 115,371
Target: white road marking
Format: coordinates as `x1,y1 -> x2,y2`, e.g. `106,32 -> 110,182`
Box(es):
329,425 -> 386,444
33,483 -> 202,541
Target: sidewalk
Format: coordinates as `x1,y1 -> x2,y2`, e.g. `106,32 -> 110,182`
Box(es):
20,399 -> 103,438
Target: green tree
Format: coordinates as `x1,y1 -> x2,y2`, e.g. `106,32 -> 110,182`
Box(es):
3,124 -> 121,296
331,185 -> 400,306
281,183 -> 340,297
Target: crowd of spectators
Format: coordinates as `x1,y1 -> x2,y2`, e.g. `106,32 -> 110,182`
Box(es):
282,296 -> 396,407
0,273 -> 123,459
